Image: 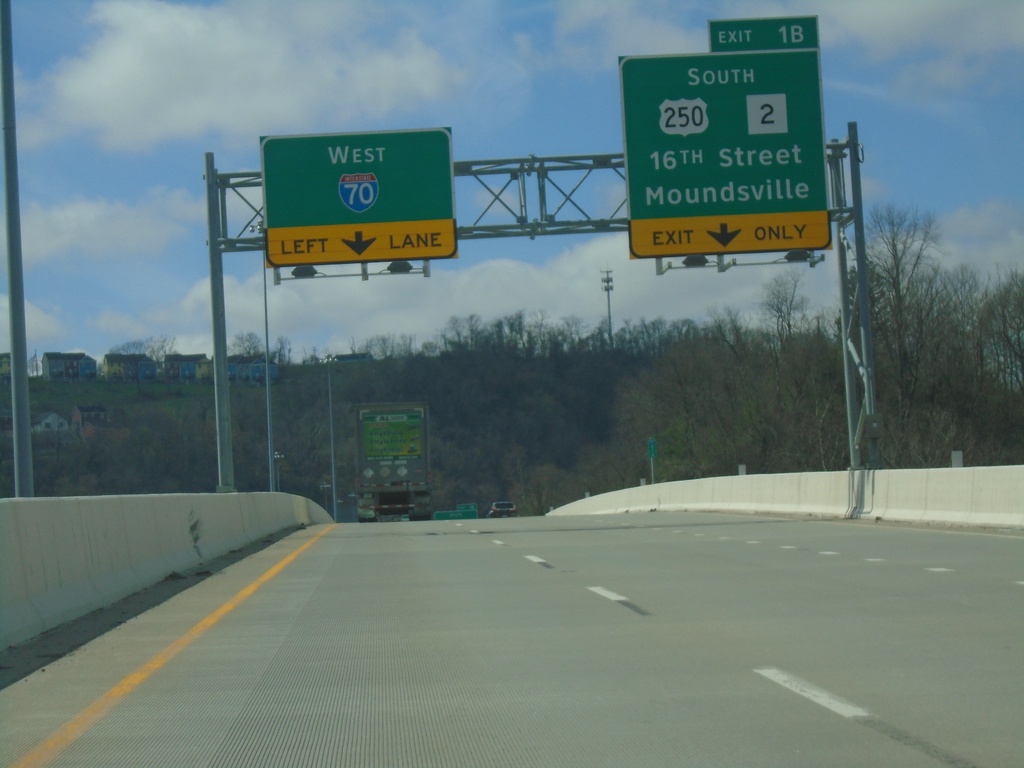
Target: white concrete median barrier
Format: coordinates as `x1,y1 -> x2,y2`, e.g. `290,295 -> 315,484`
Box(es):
1,493 -> 332,649
551,467 -> 1024,530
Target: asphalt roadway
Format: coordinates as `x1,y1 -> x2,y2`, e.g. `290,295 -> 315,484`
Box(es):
2,511 -> 1021,767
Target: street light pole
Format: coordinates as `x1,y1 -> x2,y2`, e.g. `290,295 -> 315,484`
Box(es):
327,364 -> 338,521
601,270 -> 613,347
2,0 -> 34,497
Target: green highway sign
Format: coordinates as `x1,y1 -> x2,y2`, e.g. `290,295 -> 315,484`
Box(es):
619,50 -> 830,258
435,508 -> 478,521
709,16 -> 819,52
261,128 -> 457,267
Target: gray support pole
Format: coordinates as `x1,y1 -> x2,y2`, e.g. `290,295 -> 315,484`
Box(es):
1,0 -> 33,496
847,123 -> 882,468
835,235 -> 861,468
827,137 -> 861,469
263,264 -> 275,490
328,365 -> 338,521
204,152 -> 235,491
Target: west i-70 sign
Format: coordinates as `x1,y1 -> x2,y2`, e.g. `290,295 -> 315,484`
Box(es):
261,128 -> 457,267
620,50 -> 830,258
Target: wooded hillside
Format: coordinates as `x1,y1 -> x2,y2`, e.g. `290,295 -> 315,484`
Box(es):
4,206 -> 1022,511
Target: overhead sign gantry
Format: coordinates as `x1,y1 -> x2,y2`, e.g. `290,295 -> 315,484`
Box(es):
203,14 -> 879,499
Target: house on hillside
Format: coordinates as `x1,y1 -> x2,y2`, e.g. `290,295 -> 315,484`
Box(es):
72,404 -> 109,438
32,411 -> 69,434
228,355 -> 278,385
41,353 -> 97,382
165,353 -> 213,384
103,353 -> 157,383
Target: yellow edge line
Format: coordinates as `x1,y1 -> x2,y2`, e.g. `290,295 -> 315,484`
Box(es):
12,524 -> 335,768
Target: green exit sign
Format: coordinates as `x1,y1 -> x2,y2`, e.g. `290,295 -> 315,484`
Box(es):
260,128 -> 457,267
709,16 -> 819,52
619,50 -> 830,258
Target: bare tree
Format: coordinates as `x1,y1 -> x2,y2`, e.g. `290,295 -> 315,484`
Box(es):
760,271 -> 809,344
229,331 -> 264,357
144,335 -> 177,369
274,336 -> 292,366
110,339 -> 146,355
982,269 -> 1024,391
866,203 -> 943,418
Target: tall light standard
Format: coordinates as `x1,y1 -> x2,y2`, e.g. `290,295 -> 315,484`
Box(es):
263,261 -> 276,491
601,270 -> 613,347
326,363 -> 338,521
3,0 -> 35,496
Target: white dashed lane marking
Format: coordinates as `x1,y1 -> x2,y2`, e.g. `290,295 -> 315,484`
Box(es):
587,586 -> 651,615
525,555 -> 555,569
754,667 -> 871,719
588,586 -> 628,602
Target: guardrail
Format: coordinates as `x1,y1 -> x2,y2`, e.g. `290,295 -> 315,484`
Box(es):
1,493 -> 332,648
550,467 -> 1024,529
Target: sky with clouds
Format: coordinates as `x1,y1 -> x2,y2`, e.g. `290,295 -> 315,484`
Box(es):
2,0 -> 1022,363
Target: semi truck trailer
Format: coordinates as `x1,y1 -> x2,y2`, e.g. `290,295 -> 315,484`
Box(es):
356,403 -> 432,522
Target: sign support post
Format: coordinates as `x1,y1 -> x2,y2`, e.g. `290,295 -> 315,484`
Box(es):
204,152 -> 235,492
827,124 -> 882,472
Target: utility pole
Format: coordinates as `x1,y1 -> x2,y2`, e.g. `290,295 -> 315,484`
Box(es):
601,270 -> 613,347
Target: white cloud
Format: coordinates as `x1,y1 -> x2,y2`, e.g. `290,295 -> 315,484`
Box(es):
19,0 -> 468,151
942,199 -> 1024,274
0,296 -> 68,353
20,187 -> 203,267
90,309 -> 151,341
551,0 -> 707,69
816,1 -> 1024,107
819,0 -> 1024,60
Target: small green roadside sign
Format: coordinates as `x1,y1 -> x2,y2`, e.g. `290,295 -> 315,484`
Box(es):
709,16 -> 819,52
435,506 -> 478,521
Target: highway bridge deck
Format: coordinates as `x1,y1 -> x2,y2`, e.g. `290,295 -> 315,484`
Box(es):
3,512 -> 1021,767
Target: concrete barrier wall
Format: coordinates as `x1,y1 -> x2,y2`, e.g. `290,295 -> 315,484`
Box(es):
550,467 -> 1024,530
1,493 -> 332,649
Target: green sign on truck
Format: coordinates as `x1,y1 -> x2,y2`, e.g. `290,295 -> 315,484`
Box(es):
356,403 -> 432,522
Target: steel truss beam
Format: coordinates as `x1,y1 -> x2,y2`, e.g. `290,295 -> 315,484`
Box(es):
453,153 -> 627,239
208,152 -> 630,253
